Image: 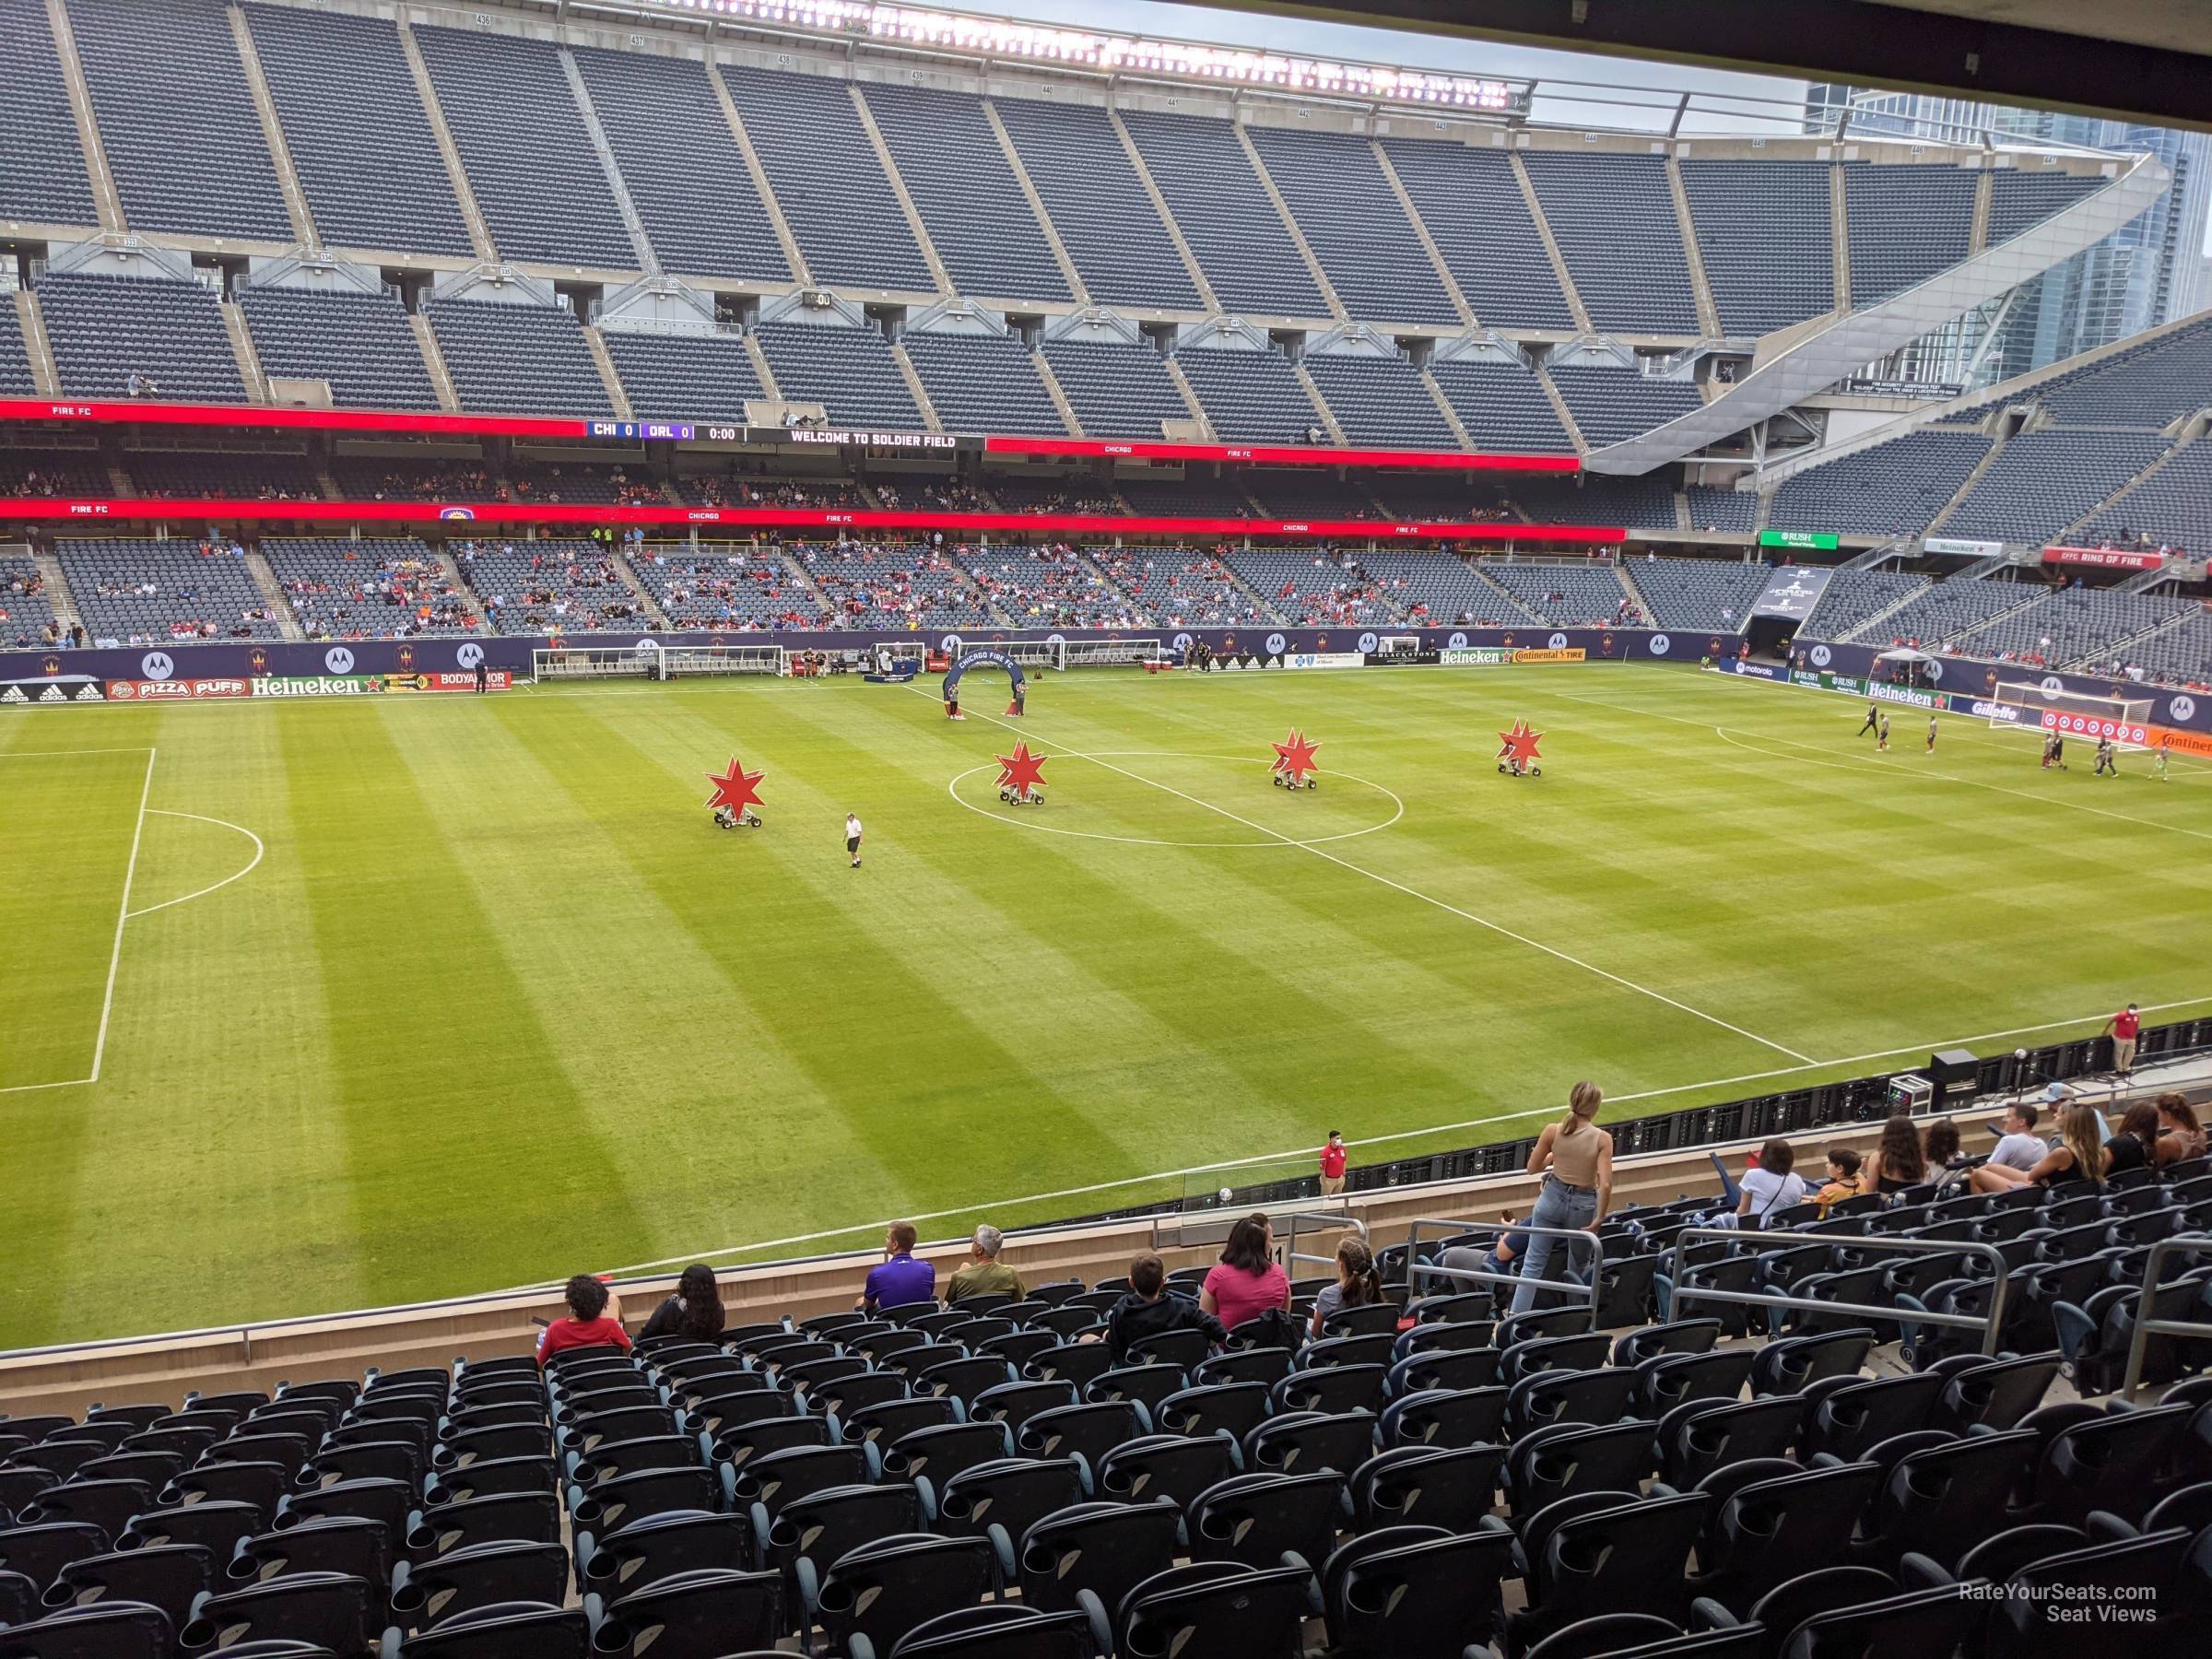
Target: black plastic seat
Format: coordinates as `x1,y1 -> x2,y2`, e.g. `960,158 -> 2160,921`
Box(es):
585,1565 -> 786,1658
1802,1373 -> 1942,1463
271,1477 -> 413,1541
1153,1383 -> 1270,1443
0,1601 -> 177,1659
176,1571 -> 380,1656
576,1508 -> 746,1596
387,1539 -> 569,1633
0,1523 -> 110,1592
1686,1460 -> 1881,1617
764,1482 -> 921,1594
1096,1434 -> 1240,1510
806,1534 -> 995,1659
881,1423 -> 1014,1496
877,1602 -> 1098,1658
1114,1559 -> 1314,1659
2028,1403 -> 2190,1528
407,1491 -> 563,1561
1505,1421 -> 1658,1519
1747,1330 -> 1875,1397
393,1601 -> 593,1658
1017,1498 -> 1183,1616
1855,1427 -> 2037,1571
228,1515 -> 392,1595
932,1458 -> 1087,1571
1350,1443 -> 1504,1533
1188,1470 -> 1344,1571
1016,1402 -> 1145,1483
1326,1523 -> 1513,1659
1507,1368 -> 1642,1439
41,1544 -> 210,1631
1507,1490 -> 1708,1653
1243,1410 -> 1374,1477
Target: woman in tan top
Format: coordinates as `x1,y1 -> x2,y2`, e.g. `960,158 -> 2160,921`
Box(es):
1507,1081 -> 1614,1316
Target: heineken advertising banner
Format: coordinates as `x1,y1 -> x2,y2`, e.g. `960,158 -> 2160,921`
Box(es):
1749,566 -> 1836,620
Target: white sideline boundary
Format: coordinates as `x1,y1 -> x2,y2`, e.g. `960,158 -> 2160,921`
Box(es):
912,688 -> 1817,1065
588,991 -> 2212,1278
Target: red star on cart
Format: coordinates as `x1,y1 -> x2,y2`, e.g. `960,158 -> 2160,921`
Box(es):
996,740 -> 1049,797
705,756 -> 766,818
1272,728 -> 1322,788
1498,720 -> 1544,777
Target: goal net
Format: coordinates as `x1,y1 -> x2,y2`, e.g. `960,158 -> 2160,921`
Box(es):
660,644 -> 788,678
1989,681 -> 2154,748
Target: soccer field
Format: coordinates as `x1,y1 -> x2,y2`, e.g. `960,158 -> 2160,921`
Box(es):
3,662 -> 2206,1347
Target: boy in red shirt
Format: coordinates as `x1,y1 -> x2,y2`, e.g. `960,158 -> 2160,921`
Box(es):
536,1275 -> 630,1365
1319,1131 -> 1348,1197
2105,1003 -> 2141,1075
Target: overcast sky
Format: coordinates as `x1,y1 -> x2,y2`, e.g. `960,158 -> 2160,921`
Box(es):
994,0 -> 1814,133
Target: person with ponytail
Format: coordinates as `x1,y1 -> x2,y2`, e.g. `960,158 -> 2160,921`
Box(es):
1310,1236 -> 1386,1336
1503,1082 -> 1613,1317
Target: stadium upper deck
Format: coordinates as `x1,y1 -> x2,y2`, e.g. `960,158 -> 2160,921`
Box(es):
0,0 -> 2158,479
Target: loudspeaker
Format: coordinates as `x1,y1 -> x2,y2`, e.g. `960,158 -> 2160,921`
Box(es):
1928,1048 -> 1980,1104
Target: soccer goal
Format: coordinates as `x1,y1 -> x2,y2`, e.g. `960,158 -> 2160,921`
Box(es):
660,644 -> 789,678
1988,681 -> 2154,747
1376,634 -> 1422,656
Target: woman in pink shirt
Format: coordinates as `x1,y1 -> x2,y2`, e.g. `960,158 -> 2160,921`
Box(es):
1199,1213 -> 1291,1332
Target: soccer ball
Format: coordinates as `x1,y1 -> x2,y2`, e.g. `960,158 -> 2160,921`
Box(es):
1218,1186 -> 1233,1204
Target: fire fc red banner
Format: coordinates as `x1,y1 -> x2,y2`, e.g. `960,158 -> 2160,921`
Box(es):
2042,546 -> 2167,571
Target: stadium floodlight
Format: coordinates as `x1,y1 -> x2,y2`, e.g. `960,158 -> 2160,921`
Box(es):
659,0 -> 1531,113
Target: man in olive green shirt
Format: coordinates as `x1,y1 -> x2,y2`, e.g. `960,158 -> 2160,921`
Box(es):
947,1223 -> 1026,1302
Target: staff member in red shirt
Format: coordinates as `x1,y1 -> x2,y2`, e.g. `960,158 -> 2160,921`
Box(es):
2105,1003 -> 2141,1075
536,1275 -> 630,1366
1318,1131 -> 1348,1198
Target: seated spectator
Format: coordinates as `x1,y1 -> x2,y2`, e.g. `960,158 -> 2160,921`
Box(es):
1858,1115 -> 1926,1195
1734,1137 -> 1807,1228
946,1223 -> 1025,1303
1199,1213 -> 1290,1332
1812,1147 -> 1862,1211
2156,1092 -> 2205,1166
1923,1117 -> 1962,1172
637,1263 -> 724,1344
855,1221 -> 935,1312
1308,1236 -> 1386,1336
1985,1102 -> 2047,1173
536,1274 -> 629,1365
1970,1102 -> 2107,1193
1091,1250 -> 1226,1364
2103,1100 -> 2160,1177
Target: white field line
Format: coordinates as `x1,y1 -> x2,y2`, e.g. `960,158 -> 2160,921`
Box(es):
1554,687 -> 2212,848
916,688 -> 1816,1064
587,991 -> 2212,1278
126,810 -> 265,919
0,747 -> 160,758
89,747 -> 156,1083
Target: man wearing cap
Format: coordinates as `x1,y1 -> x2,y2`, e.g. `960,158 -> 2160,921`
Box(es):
2103,1004 -> 2140,1076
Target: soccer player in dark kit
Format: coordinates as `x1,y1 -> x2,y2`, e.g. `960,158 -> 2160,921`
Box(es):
1858,701 -> 1879,737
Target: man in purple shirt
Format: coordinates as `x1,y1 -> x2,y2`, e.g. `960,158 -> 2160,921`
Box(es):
855,1221 -> 935,1312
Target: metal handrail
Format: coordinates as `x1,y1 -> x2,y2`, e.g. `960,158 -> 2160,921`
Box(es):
1662,1226 -> 2015,1357
1281,1210 -> 1368,1277
2120,1236 -> 2212,1401
1405,1217 -> 1603,1319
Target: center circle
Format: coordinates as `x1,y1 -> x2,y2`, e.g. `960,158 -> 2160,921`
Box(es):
947,749 -> 1405,848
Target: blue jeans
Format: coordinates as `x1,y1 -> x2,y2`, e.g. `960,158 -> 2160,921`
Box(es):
1513,1175 -> 1598,1315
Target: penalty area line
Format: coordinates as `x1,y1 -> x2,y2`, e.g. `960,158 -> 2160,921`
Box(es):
912,688 -> 1817,1065
581,990 -> 2212,1281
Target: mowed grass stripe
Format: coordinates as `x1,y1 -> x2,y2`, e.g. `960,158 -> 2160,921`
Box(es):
29,706 -> 366,1341
279,702 -> 652,1305
459,695 -> 920,1253
524,691 -> 1139,1218
0,748 -> 144,1089
768,687 -> 1468,1170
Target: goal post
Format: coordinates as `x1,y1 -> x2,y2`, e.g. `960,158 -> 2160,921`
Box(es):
1990,680 -> 2155,748
660,644 -> 788,678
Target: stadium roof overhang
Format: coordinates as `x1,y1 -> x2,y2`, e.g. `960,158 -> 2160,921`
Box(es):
1582,152 -> 2172,476
1234,0 -> 2212,132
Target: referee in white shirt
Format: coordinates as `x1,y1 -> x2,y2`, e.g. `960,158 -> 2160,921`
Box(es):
845,812 -> 864,868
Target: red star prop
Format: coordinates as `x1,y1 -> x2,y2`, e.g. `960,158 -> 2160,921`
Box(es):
1272,728 -> 1323,782
995,740 -> 1049,794
1498,721 -> 1544,767
704,756 -> 765,815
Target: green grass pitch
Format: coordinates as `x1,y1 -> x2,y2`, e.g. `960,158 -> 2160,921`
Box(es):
3,662 -> 2206,1347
